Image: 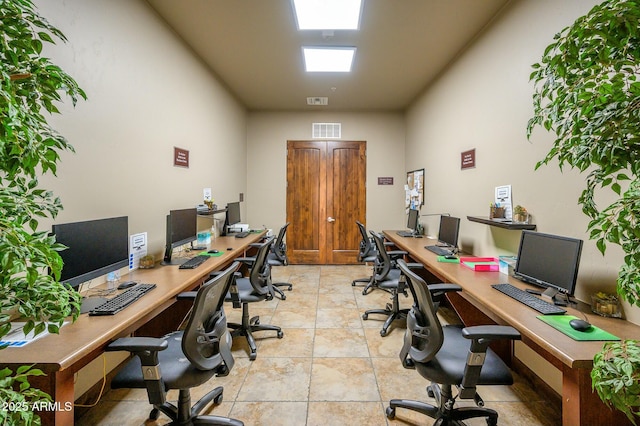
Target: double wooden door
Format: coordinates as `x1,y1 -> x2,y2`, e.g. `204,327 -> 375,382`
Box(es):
286,140 -> 366,264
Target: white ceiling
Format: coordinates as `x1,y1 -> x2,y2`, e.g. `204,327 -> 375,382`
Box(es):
146,0 -> 511,112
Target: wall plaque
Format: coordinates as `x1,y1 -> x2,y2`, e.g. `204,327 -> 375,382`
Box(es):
461,148 -> 476,170
378,177 -> 394,185
174,147 -> 189,168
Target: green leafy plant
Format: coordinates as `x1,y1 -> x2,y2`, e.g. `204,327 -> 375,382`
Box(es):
528,0 -> 640,422
0,0 -> 86,423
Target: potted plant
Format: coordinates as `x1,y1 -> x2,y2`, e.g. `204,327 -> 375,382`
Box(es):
528,0 -> 640,422
0,1 -> 85,424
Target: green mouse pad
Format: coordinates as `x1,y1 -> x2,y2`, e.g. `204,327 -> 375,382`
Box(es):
437,255 -> 460,263
537,315 -> 619,341
199,250 -> 224,257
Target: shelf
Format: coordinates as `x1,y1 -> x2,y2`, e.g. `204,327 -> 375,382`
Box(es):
467,216 -> 536,230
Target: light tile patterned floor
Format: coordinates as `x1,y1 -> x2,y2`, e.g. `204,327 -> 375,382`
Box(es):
77,265 -> 562,426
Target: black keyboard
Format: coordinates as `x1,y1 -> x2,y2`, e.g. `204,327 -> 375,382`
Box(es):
425,245 -> 453,256
179,255 -> 209,269
234,231 -> 249,238
89,283 -> 156,316
491,283 -> 566,315
396,231 -> 415,237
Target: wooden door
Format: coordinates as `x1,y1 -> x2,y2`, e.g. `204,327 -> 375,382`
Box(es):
286,140 -> 366,264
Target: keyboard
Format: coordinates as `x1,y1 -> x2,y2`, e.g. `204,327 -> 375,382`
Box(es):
396,231 -> 415,237
89,283 -> 156,316
179,255 -> 209,269
425,245 -> 453,256
234,231 -> 249,238
491,283 -> 566,315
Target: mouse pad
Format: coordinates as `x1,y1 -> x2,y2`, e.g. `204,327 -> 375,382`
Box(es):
199,250 -> 224,257
537,315 -> 619,341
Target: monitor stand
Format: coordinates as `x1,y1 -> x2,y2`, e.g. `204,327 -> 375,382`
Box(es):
541,287 -> 559,303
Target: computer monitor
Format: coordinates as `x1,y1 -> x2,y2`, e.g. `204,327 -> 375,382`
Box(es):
162,208 -> 198,265
406,208 -> 419,234
437,215 -> 460,249
514,230 -> 583,301
222,201 -> 241,236
52,216 -> 129,290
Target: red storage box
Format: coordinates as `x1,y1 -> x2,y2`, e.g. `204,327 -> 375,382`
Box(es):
459,257 -> 499,272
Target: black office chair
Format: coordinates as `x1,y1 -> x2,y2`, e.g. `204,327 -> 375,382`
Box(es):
352,221 -> 378,288
266,223 -> 293,299
225,237 -> 283,360
386,259 -> 521,425
362,232 -> 460,336
106,262 -> 244,426
360,230 -> 407,295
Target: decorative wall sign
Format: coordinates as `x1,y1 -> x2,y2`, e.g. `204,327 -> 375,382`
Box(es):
378,177 -> 394,185
406,168 -> 424,208
461,148 -> 476,169
174,147 -> 189,168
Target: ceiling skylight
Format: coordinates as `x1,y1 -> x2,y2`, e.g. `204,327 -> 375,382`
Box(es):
303,47 -> 356,72
293,0 -> 363,30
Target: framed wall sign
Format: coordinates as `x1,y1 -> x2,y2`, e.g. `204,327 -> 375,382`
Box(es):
174,146 -> 189,168
406,168 -> 424,209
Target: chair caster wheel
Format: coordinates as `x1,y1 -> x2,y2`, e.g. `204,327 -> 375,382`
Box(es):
385,406 -> 396,419
380,329 -> 388,337
362,313 -> 369,320
280,294 -> 286,300
249,352 -> 257,361
149,408 -> 160,420
277,331 -> 284,338
286,285 -> 293,290
213,393 -> 223,405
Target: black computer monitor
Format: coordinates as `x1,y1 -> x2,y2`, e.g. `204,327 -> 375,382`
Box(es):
437,215 -> 460,249
163,208 -> 198,265
222,202 -> 241,236
514,230 -> 583,301
407,208 -> 419,234
52,216 -> 129,290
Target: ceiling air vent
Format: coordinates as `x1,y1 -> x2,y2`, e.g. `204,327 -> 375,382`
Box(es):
307,97 -> 329,106
312,122 -> 341,139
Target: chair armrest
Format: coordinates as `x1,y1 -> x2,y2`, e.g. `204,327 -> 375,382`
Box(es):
177,291 -> 198,300
462,325 -> 521,342
387,250 -> 408,259
106,337 -> 168,353
427,283 -> 462,294
406,262 -> 423,269
235,256 -> 256,265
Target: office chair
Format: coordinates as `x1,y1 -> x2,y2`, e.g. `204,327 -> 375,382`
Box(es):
360,230 -> 407,295
352,221 -> 378,288
225,237 -> 284,360
106,262 -> 244,426
386,259 -> 521,425
362,232 -> 460,336
266,223 -> 293,300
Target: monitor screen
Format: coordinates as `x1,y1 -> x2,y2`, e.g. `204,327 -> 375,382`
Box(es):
226,202 -> 241,226
514,230 -> 583,297
52,216 -> 129,289
438,215 -> 460,248
406,208 -> 419,233
163,208 -> 197,264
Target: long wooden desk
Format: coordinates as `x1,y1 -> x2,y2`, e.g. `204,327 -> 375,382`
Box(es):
383,231 -> 639,426
3,232 -> 265,426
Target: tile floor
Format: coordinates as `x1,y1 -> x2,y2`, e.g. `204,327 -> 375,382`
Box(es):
76,264 -> 562,426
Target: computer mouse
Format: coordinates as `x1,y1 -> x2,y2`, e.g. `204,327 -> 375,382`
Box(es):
208,249 -> 219,254
117,281 -> 137,290
569,318 -> 592,332
444,255 -> 458,260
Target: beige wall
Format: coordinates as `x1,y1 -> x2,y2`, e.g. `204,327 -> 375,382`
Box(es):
246,112 -> 406,233
35,0 -> 248,260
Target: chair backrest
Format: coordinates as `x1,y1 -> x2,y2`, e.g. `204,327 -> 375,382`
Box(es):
182,261 -> 240,370
356,221 -> 376,262
370,230 -> 395,281
270,223 -> 289,264
396,259 -> 444,365
248,236 -> 275,297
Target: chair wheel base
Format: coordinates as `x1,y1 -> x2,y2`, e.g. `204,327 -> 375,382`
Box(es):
277,331 -> 284,338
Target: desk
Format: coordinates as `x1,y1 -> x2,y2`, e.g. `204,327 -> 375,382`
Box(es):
383,231 -> 639,426
3,232 -> 265,426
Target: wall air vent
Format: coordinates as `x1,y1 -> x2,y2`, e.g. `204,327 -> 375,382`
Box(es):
307,97 -> 329,106
312,122 -> 341,139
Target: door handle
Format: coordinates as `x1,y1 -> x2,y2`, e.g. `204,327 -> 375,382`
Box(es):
327,217 -> 336,222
